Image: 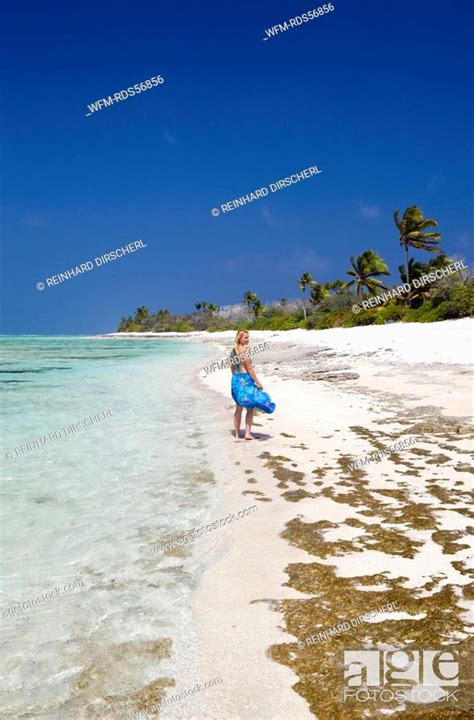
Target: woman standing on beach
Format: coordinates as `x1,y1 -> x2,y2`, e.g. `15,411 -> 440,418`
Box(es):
230,330 -> 275,440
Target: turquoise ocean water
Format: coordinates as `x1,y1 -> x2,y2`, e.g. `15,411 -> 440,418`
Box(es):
0,337 -> 225,719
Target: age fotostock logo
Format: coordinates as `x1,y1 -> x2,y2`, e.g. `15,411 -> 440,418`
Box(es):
342,647 -> 468,706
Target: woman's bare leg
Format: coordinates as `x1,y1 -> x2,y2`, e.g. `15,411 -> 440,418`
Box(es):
244,409 -> 254,440
233,406 -> 243,439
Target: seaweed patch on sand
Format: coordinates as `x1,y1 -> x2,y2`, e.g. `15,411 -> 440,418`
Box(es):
262,417 -> 473,717
267,528 -> 473,718
259,451 -> 305,494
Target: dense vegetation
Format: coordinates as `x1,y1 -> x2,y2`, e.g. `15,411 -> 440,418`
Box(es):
117,206 -> 473,333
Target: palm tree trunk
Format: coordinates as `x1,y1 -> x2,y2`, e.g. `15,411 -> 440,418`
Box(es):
302,290 -> 307,319
404,244 -> 410,286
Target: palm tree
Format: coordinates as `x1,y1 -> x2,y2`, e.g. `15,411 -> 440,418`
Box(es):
298,273 -> 315,319
117,315 -> 129,332
325,280 -> 346,295
194,303 -> 202,313
309,283 -> 330,306
398,253 -> 451,284
243,291 -> 258,314
252,298 -> 263,319
398,258 -> 424,285
243,291 -> 263,318
393,205 -> 441,285
134,306 -> 149,324
207,303 -> 218,317
345,250 -> 390,297
152,309 -> 170,331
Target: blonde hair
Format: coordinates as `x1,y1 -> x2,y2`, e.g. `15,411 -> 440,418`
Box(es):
234,330 -> 249,353
229,330 -> 249,367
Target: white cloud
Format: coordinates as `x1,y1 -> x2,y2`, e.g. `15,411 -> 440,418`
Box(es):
21,213 -> 47,228
359,201 -> 380,219
163,129 -> 177,144
261,205 -> 278,228
427,174 -> 446,193
275,247 -> 329,275
454,233 -> 471,250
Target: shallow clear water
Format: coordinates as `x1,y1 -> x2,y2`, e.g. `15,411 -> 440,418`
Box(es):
0,336 -> 224,719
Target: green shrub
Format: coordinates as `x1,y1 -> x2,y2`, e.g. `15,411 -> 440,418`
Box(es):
305,312 -> 327,329
432,284 -> 474,317
316,294 -> 353,313
165,321 -> 194,332
318,311 -> 351,329
341,309 -> 377,327
249,315 -> 301,330
430,285 -> 452,307
305,311 -> 347,329
404,303 -> 445,323
404,284 -> 474,322
261,305 -> 286,319
374,304 -> 408,324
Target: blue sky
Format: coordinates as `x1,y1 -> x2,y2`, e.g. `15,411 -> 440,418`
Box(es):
1,0 -> 472,334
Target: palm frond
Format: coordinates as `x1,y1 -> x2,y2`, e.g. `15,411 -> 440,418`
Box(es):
349,256 -> 359,272
416,218 -> 438,230
393,209 -> 402,232
365,270 -> 390,277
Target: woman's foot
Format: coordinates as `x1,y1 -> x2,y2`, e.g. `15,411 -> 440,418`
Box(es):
244,433 -> 254,440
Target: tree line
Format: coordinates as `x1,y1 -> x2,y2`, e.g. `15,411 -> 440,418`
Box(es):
117,205 -> 472,333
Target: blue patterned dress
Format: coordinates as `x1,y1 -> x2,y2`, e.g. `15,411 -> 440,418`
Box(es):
230,350 -> 276,414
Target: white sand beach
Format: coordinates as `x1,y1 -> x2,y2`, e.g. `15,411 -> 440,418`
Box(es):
146,318 -> 473,719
